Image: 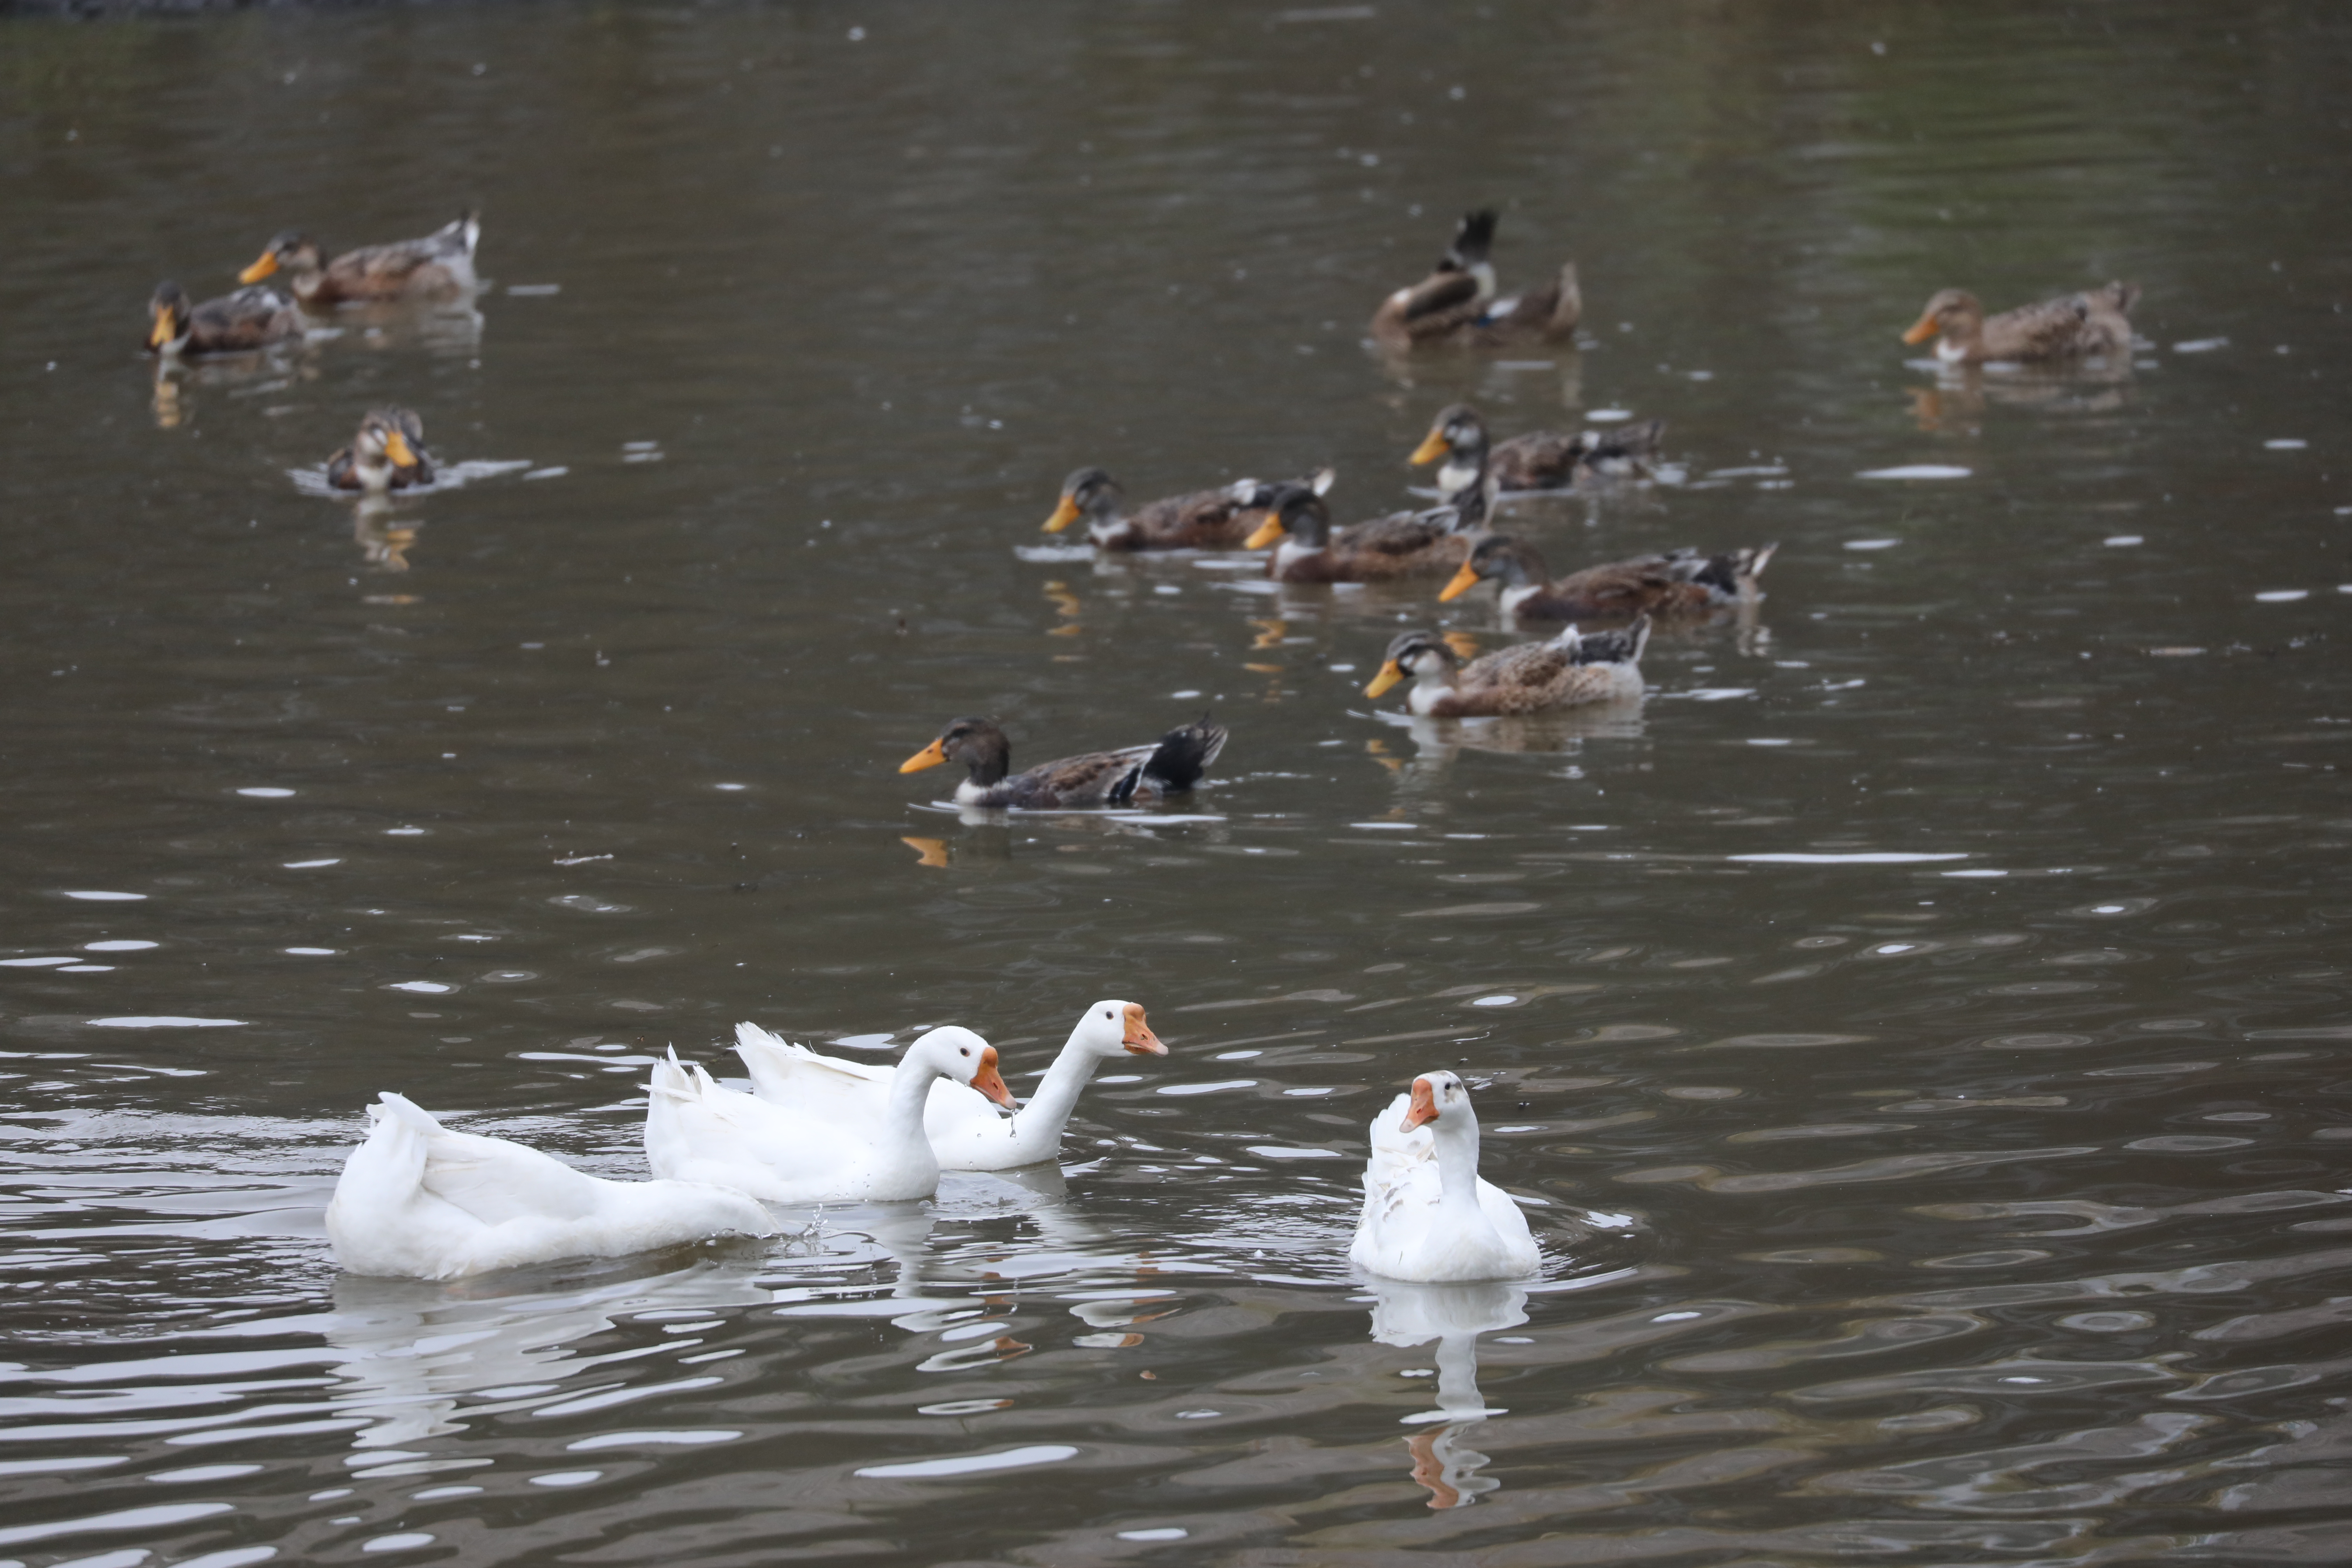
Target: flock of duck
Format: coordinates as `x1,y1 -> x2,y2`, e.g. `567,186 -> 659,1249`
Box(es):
144,207 -> 2138,1287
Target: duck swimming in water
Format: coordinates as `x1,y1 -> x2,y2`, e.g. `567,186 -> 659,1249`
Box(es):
1439,535 -> 1775,623
326,408 -> 435,493
1410,403 -> 1665,495
1370,210 -> 1580,349
240,213 -> 481,306
1364,620 -> 1648,717
145,282 -> 302,357
899,715 -> 1226,808
1042,465 -> 1335,551
1901,282 -> 2138,365
1246,470 -> 1492,585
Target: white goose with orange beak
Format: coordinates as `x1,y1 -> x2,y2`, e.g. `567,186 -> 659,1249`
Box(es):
644,1026 -> 1013,1204
735,1002 -> 1167,1171
1350,1070 -> 1540,1283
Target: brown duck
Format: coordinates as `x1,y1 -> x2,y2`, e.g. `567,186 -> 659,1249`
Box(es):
326,408 -> 435,493
899,715 -> 1227,809
1042,465 -> 1334,551
1363,621 -> 1649,717
146,282 -> 302,357
240,214 -> 481,306
1370,210 -> 1580,348
1901,283 -> 2138,364
1410,402 -> 1665,495
1245,472 -> 1491,584
1440,535 -> 1775,622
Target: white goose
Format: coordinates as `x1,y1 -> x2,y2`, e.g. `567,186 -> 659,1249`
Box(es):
644,1026 -> 1011,1204
325,1092 -> 776,1282
1350,1071 -> 1540,1283
734,1001 -> 1165,1171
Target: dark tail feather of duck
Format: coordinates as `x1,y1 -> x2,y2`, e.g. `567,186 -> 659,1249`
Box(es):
1140,713 -> 1227,794
2099,280 -> 2140,316
1445,209 -> 1498,270
1572,614 -> 1651,667
1590,416 -> 1666,465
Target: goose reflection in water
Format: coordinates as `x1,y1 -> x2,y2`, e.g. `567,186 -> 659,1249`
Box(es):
1368,1277 -> 1528,1508
322,1251 -> 776,1450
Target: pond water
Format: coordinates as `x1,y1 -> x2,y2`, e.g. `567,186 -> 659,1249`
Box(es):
4,2 -> 2351,1563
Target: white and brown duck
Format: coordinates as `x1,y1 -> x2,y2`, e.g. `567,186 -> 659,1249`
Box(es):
1901,283 -> 2138,364
1246,464 -> 1494,585
1370,210 -> 1580,349
1440,535 -> 1775,623
326,408 -> 435,494
145,281 -> 302,357
1042,465 -> 1334,551
1410,402 -> 1665,495
240,213 -> 481,307
1364,620 -> 1649,717
899,715 -> 1227,809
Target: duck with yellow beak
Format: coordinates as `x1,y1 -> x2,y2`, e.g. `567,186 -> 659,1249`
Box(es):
899,714 -> 1226,809
325,408 -> 436,494
240,214 -> 480,307
1041,465 -> 1334,551
1900,282 -> 2137,365
1437,535 -> 1776,624
1351,1070 -> 1540,1282
1410,403 -> 1665,496
1245,470 -> 1492,584
145,281 -> 302,358
1363,621 -> 1647,717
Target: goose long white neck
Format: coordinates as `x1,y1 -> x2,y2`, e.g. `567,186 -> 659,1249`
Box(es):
1016,1029 -> 1108,1152
1430,1111 -> 1487,1223
886,1050 -> 947,1175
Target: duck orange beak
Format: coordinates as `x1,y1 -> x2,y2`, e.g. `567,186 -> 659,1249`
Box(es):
239,251 -> 281,285
1042,493 -> 1084,533
1901,313 -> 1940,345
1244,515 -> 1285,551
1121,1003 -> 1167,1056
972,1045 -> 1014,1107
147,309 -> 177,350
1437,560 -> 1483,602
383,428 -> 418,469
899,738 -> 948,773
1364,659 -> 1405,698
1408,429 -> 1451,466
1401,1077 -> 1439,1131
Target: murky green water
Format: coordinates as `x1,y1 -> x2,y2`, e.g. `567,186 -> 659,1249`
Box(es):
4,2 -> 2351,1563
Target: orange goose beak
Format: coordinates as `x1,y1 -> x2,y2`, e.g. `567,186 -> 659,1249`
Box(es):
1121,1003 -> 1166,1057
1401,1077 -> 1440,1131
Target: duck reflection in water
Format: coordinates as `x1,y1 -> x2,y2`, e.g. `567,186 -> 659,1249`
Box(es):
1369,1277 -> 1528,1508
351,496 -> 419,572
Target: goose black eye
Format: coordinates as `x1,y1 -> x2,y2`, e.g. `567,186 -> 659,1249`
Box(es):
958,1048 -> 969,1057
1103,1009 -> 1114,1019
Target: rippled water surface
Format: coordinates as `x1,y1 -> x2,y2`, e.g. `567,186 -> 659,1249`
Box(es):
5,2 -> 2352,1563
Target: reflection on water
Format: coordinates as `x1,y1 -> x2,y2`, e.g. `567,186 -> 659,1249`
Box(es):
6,0 -> 2352,1562
1367,1277 -> 1526,1508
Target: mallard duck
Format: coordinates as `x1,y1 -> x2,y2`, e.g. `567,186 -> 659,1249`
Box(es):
645,1028 -> 1012,1205
1351,1072 -> 1540,1283
737,1001 -> 1166,1171
1364,620 -> 1647,716
1370,210 -> 1580,349
1245,470 -> 1492,584
1042,466 -> 1335,551
1439,534 -> 1775,622
146,281 -> 302,357
899,715 -> 1226,808
326,408 -> 435,493
324,1092 -> 775,1281
240,213 -> 481,306
1410,403 -> 1665,495
1901,282 -> 2138,364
